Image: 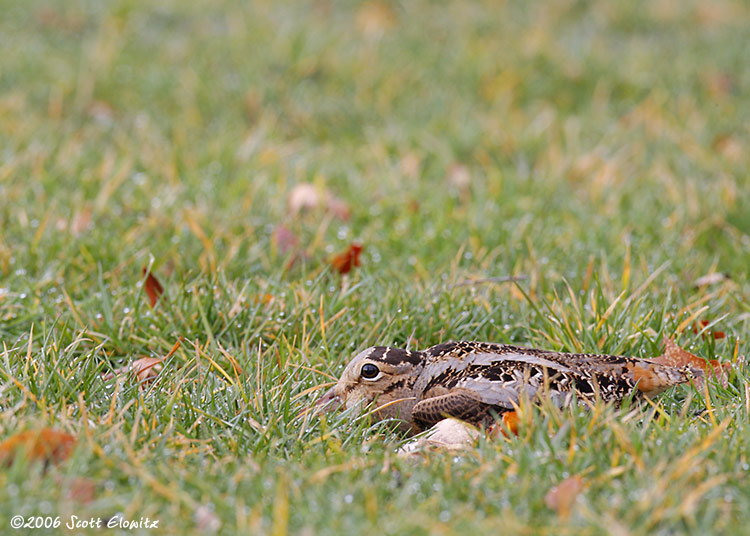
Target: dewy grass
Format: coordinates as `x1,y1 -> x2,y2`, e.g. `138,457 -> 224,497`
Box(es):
1,0 -> 750,533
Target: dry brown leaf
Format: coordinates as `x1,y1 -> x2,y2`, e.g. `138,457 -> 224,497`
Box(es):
400,152 -> 422,179
487,411 -> 520,439
288,183 -> 350,220
61,476 -> 97,503
545,475 -> 585,519
272,225 -> 299,255
691,320 -> 726,340
447,163 -> 471,191
330,242 -> 363,275
356,1 -> 397,38
703,72 -> 734,98
693,272 -> 729,288
87,100 -> 115,124
254,294 -> 274,305
288,183 -> 320,214
326,196 -> 351,221
194,505 -> 221,533
0,428 -> 76,466
70,205 -> 93,236
712,135 -> 743,162
35,7 -> 84,32
652,338 -> 732,388
103,339 -> 182,384
103,356 -> 164,384
142,267 -> 164,308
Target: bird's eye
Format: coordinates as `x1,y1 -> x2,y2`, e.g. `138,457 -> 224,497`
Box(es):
360,363 -> 381,380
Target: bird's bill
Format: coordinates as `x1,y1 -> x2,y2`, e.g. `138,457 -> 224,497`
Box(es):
313,387 -> 344,414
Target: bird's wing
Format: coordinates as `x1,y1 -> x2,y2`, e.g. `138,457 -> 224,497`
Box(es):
411,388 -> 494,430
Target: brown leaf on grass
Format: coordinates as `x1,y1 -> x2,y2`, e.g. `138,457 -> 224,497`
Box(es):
62,476 -> 97,503
35,7 -> 84,32
544,475 -> 585,519
691,320 -> 725,340
652,338 -> 732,388
400,152 -> 422,179
330,242 -> 363,274
702,72 -> 734,98
87,100 -> 115,124
194,505 -> 221,533
288,183 -> 350,220
288,183 -> 319,214
102,339 -> 182,385
272,225 -> 299,255
356,1 -> 397,38
0,429 -> 76,466
142,267 -> 164,308
326,196 -> 351,221
487,411 -> 520,439
712,135 -> 743,162
71,205 -> 93,236
447,163 -> 471,191
254,294 -> 275,305
103,357 -> 164,384
271,225 -> 311,270
692,272 -> 729,288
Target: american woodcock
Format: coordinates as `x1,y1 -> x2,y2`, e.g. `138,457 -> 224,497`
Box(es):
315,341 -> 701,434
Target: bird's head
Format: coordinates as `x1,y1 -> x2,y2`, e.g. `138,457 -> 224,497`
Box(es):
314,346 -> 424,432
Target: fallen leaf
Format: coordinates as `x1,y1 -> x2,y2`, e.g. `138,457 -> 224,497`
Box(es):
35,7 -> 84,32
712,135 -> 743,162
703,71 -> 734,98
447,163 -> 471,191
70,205 -> 93,236
488,411 -> 520,438
103,356 -> 164,384
330,242 -> 363,274
288,183 -> 320,214
271,225 -> 299,255
288,183 -> 350,220
652,338 -> 732,388
194,505 -> 221,533
400,152 -> 422,179
142,267 -> 164,308
0,429 -> 76,466
326,196 -> 351,221
102,339 -> 182,384
691,320 -> 725,340
545,475 -> 585,519
62,476 -> 97,503
254,294 -> 274,305
87,100 -> 115,124
356,1 -> 397,38
692,272 -> 729,288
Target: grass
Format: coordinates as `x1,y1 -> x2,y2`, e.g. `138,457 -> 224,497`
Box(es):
1,0 -> 749,533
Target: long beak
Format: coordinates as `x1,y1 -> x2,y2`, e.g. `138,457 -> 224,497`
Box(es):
313,386 -> 344,415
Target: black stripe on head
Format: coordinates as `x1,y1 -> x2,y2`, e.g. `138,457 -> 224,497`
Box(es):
366,347 -> 422,366
366,347 -> 388,360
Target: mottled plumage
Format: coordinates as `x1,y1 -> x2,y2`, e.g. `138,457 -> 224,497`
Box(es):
315,341 -> 700,434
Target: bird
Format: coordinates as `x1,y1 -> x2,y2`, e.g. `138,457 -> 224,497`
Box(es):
314,340 -> 701,435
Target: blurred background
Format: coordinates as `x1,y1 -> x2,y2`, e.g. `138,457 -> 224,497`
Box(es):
2,0 -> 748,284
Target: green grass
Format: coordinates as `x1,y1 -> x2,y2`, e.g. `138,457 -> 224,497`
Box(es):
1,0 -> 750,533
